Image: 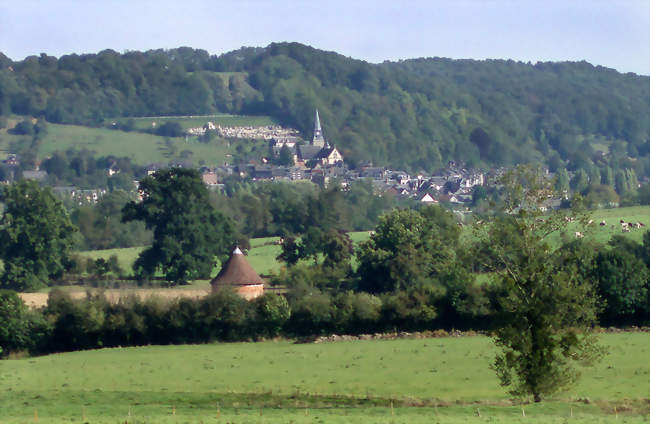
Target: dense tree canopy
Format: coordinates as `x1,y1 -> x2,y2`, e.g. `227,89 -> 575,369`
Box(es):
356,205 -> 463,293
0,180 -> 76,291
1,44 -> 648,174
122,168 -> 239,283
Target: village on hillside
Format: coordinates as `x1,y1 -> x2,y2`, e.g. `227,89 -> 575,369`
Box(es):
0,110 -> 599,210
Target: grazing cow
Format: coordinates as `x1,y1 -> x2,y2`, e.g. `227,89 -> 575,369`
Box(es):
600,220 -> 606,226
623,227 -> 631,233
635,222 -> 642,229
574,231 -> 584,238
587,219 -> 593,225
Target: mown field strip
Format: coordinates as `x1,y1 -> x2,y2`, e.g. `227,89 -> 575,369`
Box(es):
2,333 -> 648,423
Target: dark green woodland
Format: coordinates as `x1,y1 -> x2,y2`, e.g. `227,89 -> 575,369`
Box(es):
1,43 -> 648,174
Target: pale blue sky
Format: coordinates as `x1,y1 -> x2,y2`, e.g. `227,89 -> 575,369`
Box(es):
1,0 -> 648,75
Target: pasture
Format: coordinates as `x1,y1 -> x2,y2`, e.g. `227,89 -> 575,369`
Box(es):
1,333 -> 648,423
75,231 -> 374,279
462,205 -> 649,246
575,205 -> 649,244
116,113 -> 277,130
0,118 -> 268,166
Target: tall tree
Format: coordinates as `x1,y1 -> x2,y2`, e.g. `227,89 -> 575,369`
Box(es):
0,180 -> 76,291
122,168 -> 239,283
475,166 -> 604,402
356,205 -> 463,293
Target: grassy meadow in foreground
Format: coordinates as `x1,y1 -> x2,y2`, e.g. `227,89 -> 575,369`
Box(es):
1,333 -> 647,423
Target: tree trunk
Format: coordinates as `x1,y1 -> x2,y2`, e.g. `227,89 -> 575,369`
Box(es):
533,392 -> 542,403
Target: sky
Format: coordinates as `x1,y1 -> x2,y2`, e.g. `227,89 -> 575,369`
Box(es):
1,0 -> 648,75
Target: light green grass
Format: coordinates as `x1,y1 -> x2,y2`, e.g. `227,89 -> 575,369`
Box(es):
1,333 -> 647,422
119,113 -> 277,130
577,205 -> 650,245
75,246 -> 144,277
0,120 -> 268,166
463,205 -> 650,246
77,232 -> 374,279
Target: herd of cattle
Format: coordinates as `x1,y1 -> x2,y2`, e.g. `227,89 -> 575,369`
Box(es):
574,219 -> 646,238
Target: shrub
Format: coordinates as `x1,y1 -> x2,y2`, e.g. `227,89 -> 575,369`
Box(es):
253,293 -> 291,338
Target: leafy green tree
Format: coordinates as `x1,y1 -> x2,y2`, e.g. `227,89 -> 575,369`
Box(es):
73,190 -> 151,250
277,144 -> 294,166
321,229 -> 354,268
591,249 -> 648,324
155,121 -> 184,137
554,168 -> 570,194
475,166 -> 604,402
9,118 -> 34,135
122,168 -> 239,283
277,235 -> 302,266
637,183 -> 650,205
570,169 -> 589,194
584,184 -> 619,208
471,185 -> 488,206
356,206 -> 463,293
253,293 -> 291,337
614,168 -> 637,195
276,228 -> 353,269
0,290 -> 33,355
601,166 -> 614,186
0,180 -> 76,290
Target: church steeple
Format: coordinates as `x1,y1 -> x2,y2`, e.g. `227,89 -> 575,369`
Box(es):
312,109 -> 326,147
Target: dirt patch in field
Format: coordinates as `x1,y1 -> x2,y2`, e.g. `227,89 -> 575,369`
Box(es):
19,288 -> 211,308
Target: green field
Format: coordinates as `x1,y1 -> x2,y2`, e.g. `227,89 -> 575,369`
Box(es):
572,205 -> 649,245
76,231 -> 373,280
75,204 -> 648,284
0,117 -> 270,166
2,333 -> 647,423
461,205 -> 650,246
117,113 -> 277,130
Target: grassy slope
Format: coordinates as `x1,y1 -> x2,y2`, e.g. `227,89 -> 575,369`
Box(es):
573,205 -> 649,245
119,113 -> 277,130
2,333 -> 647,423
0,115 -> 273,166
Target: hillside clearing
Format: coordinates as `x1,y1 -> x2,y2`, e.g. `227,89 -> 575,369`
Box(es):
0,119 -> 268,166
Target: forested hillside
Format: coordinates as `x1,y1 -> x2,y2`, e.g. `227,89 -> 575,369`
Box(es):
1,43 -> 648,173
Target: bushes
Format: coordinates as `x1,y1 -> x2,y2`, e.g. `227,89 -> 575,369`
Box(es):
0,290 -> 51,356
0,283 -> 496,357
1,224 -> 647,357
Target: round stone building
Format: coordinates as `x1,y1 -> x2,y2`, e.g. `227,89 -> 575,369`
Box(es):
210,247 -> 264,300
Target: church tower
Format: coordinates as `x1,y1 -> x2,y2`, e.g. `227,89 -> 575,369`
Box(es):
312,109 -> 326,147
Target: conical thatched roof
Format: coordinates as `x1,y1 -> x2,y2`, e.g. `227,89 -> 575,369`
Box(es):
211,247 -> 264,290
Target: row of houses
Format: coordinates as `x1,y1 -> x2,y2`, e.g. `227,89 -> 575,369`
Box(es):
1,111 -> 488,207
